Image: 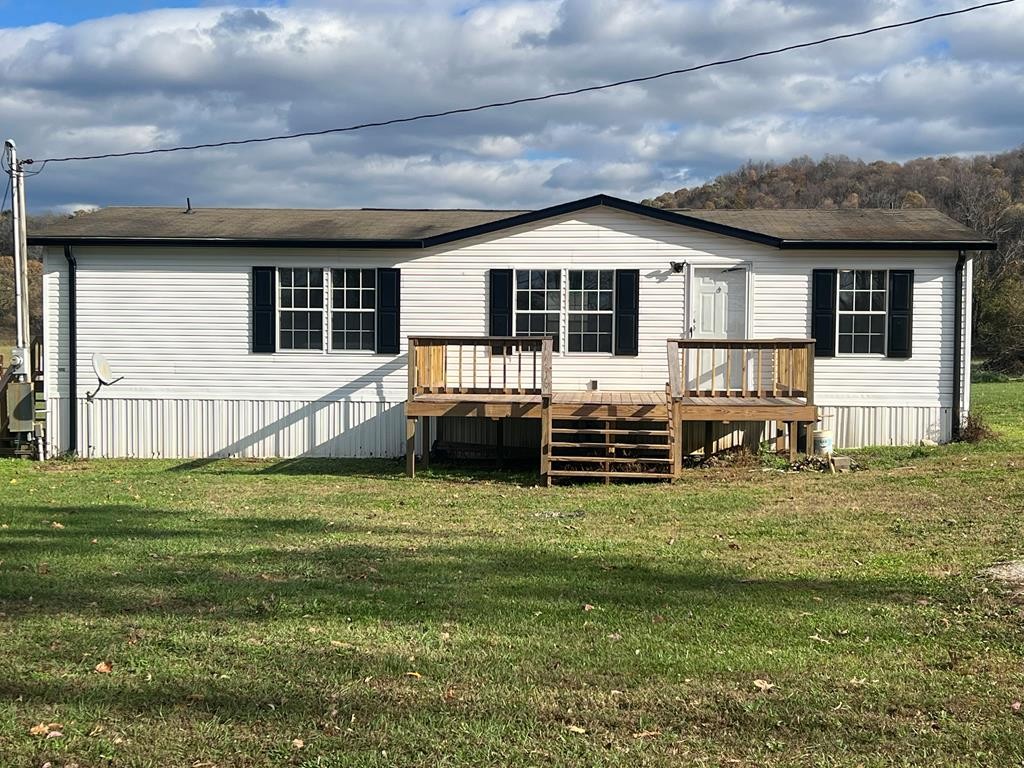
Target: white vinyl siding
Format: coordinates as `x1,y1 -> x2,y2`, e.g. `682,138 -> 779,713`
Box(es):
42,206 -> 968,456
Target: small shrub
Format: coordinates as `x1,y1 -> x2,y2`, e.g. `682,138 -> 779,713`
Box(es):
959,412 -> 996,443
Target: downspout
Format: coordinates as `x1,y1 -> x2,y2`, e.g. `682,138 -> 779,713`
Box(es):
63,245 -> 78,455
952,249 -> 966,441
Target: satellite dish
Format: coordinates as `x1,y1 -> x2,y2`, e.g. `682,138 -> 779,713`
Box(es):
93,353 -> 116,385
86,353 -> 124,401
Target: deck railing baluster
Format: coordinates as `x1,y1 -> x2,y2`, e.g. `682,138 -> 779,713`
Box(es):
787,345 -> 794,397
756,348 -> 763,397
725,347 -> 732,397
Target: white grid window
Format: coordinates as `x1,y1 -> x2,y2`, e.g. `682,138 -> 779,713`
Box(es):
331,268 -> 376,351
278,267 -> 323,350
568,269 -> 613,353
514,269 -> 561,350
838,269 -> 886,354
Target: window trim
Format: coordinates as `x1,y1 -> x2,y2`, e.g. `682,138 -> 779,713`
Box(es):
272,266 -> 385,355
512,268 -> 563,352
567,268 -> 615,355
328,267 -> 378,353
835,268 -> 887,357
276,266 -> 327,354
510,267 -> 620,356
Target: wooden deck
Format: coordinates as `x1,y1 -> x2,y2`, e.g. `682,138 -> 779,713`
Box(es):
408,390 -> 672,420
405,335 -> 819,482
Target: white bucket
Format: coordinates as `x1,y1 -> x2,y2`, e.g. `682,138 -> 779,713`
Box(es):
813,429 -> 834,456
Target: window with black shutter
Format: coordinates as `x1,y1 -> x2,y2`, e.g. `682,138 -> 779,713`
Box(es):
251,266 -> 400,354
810,267 -> 914,359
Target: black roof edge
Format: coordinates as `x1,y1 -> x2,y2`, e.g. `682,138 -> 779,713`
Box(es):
28,236 -> 427,248
27,193 -> 998,251
779,239 -> 997,251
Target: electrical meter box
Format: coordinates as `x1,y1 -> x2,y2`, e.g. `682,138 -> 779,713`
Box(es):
5,381 -> 34,433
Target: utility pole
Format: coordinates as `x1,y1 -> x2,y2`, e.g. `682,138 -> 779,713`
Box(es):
5,139 -> 31,380
2,138 -> 39,459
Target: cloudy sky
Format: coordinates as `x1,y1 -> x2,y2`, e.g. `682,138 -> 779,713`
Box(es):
1,0 -> 1021,212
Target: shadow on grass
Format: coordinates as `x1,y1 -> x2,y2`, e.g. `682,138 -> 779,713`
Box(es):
0,503 -> 920,627
167,456 -> 541,485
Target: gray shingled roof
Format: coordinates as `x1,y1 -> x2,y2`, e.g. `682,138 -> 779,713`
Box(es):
32,206 -> 528,242
29,194 -> 995,250
674,208 -> 986,245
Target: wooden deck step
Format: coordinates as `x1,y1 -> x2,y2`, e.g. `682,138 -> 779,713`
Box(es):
548,469 -> 674,479
551,415 -> 669,423
549,455 -> 673,465
550,441 -> 670,450
551,427 -> 670,436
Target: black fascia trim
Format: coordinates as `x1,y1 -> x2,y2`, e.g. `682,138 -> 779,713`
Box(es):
779,239 -> 997,251
28,236 -> 427,248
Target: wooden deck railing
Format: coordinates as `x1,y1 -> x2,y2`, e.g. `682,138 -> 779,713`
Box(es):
666,338 -> 815,401
408,336 -> 553,397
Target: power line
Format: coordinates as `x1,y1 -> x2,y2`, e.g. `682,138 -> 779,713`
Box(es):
22,0 -> 1016,171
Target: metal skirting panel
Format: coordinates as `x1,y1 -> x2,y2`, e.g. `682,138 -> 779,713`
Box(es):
822,405 -> 950,448
41,399 -> 952,460
45,398 -> 410,459
680,407 -> 950,451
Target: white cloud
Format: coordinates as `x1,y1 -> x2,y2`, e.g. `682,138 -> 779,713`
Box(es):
0,0 -> 1020,211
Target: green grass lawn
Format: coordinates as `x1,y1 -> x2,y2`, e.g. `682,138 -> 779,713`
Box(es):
1,384 -> 1022,767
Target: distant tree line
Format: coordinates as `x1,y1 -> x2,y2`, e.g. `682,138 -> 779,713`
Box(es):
643,148 -> 1024,373
1,211 -> 56,345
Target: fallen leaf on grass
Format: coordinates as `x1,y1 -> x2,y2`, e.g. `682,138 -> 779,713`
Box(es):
809,634 -> 831,644
405,671 -> 422,679
95,660 -> 113,674
51,521 -> 64,530
30,722 -> 62,736
565,725 -> 587,734
753,679 -> 775,692
633,730 -> 661,739
582,604 -> 595,612
291,738 -> 305,749
1012,701 -> 1022,714
46,730 -> 64,740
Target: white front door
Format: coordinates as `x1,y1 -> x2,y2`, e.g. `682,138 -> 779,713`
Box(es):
689,267 -> 748,392
691,267 -> 747,340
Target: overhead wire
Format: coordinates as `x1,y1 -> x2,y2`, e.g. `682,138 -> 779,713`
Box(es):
19,0 -> 1018,174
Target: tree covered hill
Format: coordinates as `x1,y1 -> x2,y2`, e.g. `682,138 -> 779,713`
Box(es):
643,148 -> 1024,373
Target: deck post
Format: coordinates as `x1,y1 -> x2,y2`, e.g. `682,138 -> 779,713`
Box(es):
496,418 -> 505,468
540,397 -> 551,486
788,421 -> 797,461
672,399 -> 683,480
540,337 -> 553,486
804,340 -> 815,405
405,416 -> 416,477
421,416 -> 431,469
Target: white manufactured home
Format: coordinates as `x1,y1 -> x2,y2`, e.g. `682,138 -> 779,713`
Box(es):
33,194 -> 994,480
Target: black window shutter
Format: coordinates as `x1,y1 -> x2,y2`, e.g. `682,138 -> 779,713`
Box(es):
489,269 -> 513,336
252,267 -> 276,353
376,268 -> 401,354
811,269 -> 837,358
887,269 -> 914,358
613,269 -> 640,356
